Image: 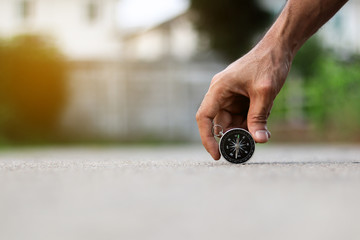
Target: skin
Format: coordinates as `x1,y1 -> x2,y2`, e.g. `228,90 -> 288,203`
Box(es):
196,0 -> 349,160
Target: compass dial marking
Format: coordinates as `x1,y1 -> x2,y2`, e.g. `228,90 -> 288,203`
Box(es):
219,128 -> 255,164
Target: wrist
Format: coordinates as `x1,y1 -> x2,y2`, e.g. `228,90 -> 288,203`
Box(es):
260,0 -> 314,58
261,17 -> 301,62
253,32 -> 294,73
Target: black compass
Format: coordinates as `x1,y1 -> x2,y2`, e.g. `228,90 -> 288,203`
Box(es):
219,128 -> 255,164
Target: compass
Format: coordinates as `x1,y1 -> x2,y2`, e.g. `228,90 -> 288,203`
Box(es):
218,128 -> 255,164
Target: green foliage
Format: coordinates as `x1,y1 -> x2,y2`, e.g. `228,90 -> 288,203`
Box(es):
293,38 -> 360,140
0,35 -> 67,142
305,57 -> 360,139
190,0 -> 271,61
270,38 -> 326,123
270,37 -> 360,141
291,37 -> 326,79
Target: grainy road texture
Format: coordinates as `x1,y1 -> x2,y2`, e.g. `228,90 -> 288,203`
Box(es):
1,144 -> 360,240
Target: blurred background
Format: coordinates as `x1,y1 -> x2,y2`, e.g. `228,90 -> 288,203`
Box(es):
0,0 -> 359,146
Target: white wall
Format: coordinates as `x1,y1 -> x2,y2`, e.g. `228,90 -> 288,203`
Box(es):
0,0 -> 121,60
123,14 -> 199,62
318,1 -> 360,57
61,61 -> 226,141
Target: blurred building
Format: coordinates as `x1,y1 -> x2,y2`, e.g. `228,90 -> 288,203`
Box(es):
61,11 -> 226,141
0,0 -> 225,141
1,0 -> 360,142
122,12 -> 198,62
319,1 -> 360,58
0,0 -> 120,60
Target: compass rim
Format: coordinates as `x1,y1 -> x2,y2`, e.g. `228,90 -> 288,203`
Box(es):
219,128 -> 255,164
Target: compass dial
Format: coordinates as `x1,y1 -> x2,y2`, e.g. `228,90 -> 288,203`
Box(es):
219,128 -> 255,164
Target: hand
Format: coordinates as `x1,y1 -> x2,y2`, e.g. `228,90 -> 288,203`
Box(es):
196,39 -> 293,160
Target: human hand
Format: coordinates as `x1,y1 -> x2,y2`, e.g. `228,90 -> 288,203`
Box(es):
196,39 -> 293,160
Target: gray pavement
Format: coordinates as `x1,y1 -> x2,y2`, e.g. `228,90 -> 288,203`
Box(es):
1,144 -> 360,240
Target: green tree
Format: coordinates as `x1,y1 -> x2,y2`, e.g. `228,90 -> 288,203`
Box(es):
190,0 -> 271,61
291,37 -> 326,79
0,35 -> 67,143
305,57 -> 360,140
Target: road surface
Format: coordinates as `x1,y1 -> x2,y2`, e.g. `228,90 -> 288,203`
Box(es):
0,144 -> 360,240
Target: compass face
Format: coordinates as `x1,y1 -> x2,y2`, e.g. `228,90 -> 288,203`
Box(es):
219,128 -> 255,164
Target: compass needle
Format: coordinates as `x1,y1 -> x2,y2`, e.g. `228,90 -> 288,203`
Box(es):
235,135 -> 240,158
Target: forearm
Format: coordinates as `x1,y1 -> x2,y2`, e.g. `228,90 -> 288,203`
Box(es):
262,0 -> 348,58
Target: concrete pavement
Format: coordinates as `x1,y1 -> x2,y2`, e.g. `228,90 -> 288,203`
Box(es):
0,144 -> 360,240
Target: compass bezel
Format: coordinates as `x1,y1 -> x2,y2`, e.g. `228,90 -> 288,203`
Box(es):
219,128 -> 255,164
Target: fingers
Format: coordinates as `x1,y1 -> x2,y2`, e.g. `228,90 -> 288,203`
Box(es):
247,88 -> 274,143
228,114 -> 248,130
213,110 -> 232,130
196,92 -> 221,160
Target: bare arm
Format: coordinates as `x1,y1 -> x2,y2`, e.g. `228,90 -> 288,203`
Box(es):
271,0 -> 348,54
196,0 -> 348,160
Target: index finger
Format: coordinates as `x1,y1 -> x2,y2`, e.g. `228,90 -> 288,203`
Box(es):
196,91 -> 221,160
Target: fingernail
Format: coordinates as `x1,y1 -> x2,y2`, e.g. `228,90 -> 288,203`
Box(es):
255,130 -> 269,142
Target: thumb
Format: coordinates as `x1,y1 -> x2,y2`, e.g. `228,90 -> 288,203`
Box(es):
247,96 -> 272,143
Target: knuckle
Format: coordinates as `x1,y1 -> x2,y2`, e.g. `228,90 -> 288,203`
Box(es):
209,77 -> 232,98
195,110 -> 203,122
210,83 -> 223,96
196,107 -> 208,123
250,114 -> 268,124
211,72 -> 224,84
254,80 -> 276,97
195,112 -> 201,122
211,71 -> 233,86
